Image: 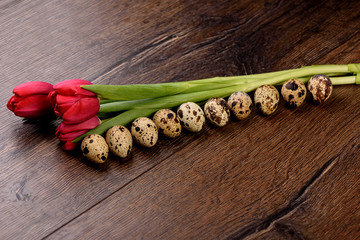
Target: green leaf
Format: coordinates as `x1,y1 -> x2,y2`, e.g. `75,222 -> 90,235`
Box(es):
82,68 -> 306,101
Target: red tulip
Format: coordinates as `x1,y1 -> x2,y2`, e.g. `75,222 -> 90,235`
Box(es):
56,115 -> 101,150
49,79 -> 100,124
7,81 -> 54,119
49,79 -> 101,150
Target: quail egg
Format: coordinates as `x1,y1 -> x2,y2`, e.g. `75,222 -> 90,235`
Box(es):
153,109 -> 181,138
204,97 -> 230,127
131,117 -> 158,147
254,85 -> 280,115
227,92 -> 253,120
81,134 -> 109,164
307,74 -> 333,104
281,79 -> 307,108
177,102 -> 205,132
106,125 -> 132,158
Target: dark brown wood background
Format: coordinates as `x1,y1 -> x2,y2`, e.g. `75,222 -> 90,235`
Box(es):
1,0 -> 359,239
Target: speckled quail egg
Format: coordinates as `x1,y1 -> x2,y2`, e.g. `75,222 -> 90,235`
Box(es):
307,74 -> 333,104
81,134 -> 109,164
106,125 -> 132,158
204,97 -> 230,127
153,109 -> 181,138
131,117 -> 158,147
227,92 -> 253,120
254,85 -> 280,115
177,102 -> 205,132
281,79 -> 307,108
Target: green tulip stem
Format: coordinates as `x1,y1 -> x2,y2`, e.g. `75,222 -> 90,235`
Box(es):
73,64 -> 360,142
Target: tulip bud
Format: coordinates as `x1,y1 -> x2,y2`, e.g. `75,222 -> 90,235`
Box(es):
56,115 -> 101,150
7,81 -> 54,119
49,79 -> 100,124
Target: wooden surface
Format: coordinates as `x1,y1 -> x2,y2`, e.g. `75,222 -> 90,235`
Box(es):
1,0 -> 359,239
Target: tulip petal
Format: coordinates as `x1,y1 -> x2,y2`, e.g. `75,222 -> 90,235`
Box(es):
62,97 -> 100,124
7,96 -> 17,111
53,79 -> 96,97
56,116 -> 100,134
57,130 -> 88,141
55,94 -> 83,105
61,141 -> 79,151
48,91 -> 57,107
54,102 -> 74,117
13,81 -> 53,97
12,95 -> 53,118
53,94 -> 92,118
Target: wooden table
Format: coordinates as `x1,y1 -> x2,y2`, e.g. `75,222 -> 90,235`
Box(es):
1,1 -> 359,239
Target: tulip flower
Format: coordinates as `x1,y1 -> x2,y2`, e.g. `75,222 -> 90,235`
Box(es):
49,79 -> 101,150
49,79 -> 100,124
56,115 -> 101,150
7,81 -> 54,119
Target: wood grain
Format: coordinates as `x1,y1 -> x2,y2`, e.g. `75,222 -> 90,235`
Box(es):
242,137 -> 360,240
0,0 -> 359,239
45,85 -> 360,240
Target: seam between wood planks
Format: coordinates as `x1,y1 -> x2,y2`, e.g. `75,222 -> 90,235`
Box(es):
227,155 -> 339,240
227,135 -> 360,240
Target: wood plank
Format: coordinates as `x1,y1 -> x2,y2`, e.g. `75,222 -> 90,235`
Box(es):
45,84 -> 360,239
0,0 -> 301,238
0,0 -> 359,239
90,0 -> 360,85
242,137 -> 360,240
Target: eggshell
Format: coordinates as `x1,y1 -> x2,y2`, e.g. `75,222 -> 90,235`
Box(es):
204,97 -> 230,127
307,74 -> 332,104
227,92 -> 253,120
153,109 -> 181,138
81,134 -> 108,163
177,102 -> 205,132
106,125 -> 132,158
131,117 -> 158,147
281,79 -> 307,108
254,85 -> 280,115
